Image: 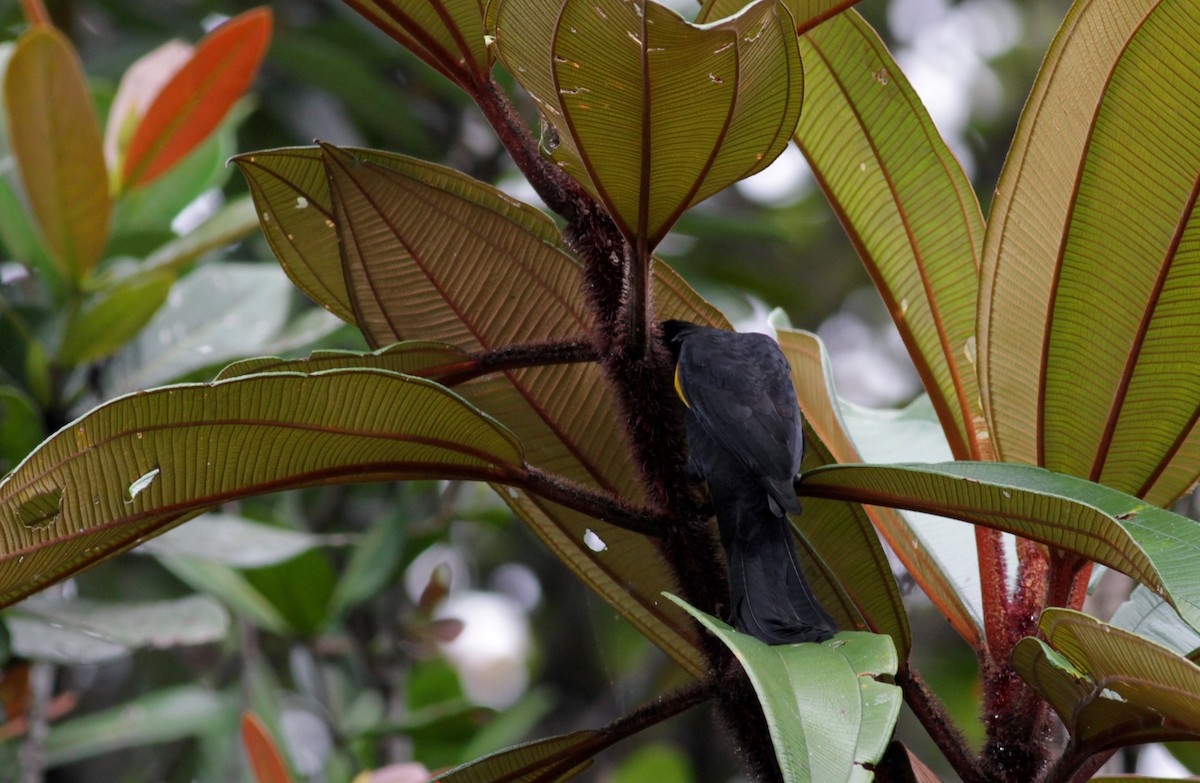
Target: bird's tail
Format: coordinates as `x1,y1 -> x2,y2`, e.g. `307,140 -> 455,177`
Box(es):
720,493 -> 839,645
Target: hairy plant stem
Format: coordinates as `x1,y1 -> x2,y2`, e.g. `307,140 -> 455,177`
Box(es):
529,677 -> 718,782
431,336 -> 599,386
897,665 -> 986,783
518,465 -> 672,537
475,73 -> 778,778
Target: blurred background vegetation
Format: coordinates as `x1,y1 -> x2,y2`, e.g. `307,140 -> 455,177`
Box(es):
0,0 -> 1112,781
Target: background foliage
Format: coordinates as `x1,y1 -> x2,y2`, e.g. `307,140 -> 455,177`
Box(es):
9,0 -> 1199,781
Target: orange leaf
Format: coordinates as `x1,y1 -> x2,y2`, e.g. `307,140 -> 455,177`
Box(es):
241,712 -> 293,783
121,7 -> 273,189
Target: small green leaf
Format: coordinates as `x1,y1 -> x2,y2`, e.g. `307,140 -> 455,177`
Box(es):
156,554 -> 290,634
613,744 -> 694,783
244,548 -> 337,636
327,510 -> 406,617
668,594 -> 900,783
58,270 -> 175,366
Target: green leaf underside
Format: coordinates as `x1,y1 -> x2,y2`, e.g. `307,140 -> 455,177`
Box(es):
979,0 -> 1158,464
671,595 -> 900,783
343,0 -> 490,88
495,0 -> 802,248
790,10 -> 984,461
4,26 -> 110,280
237,143 -> 728,677
981,0 -> 1200,507
1041,1 -> 1200,503
781,328 -> 973,648
0,369 -> 523,607
431,731 -> 596,783
799,461 -> 1200,632
1013,609 -> 1200,748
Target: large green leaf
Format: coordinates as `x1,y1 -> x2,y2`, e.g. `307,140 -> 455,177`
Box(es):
980,0 -> 1200,507
1012,609 -> 1200,748
494,0 -> 802,249
235,144 -> 729,676
671,595 -> 901,783
4,26 -> 110,280
0,369 -> 524,608
799,461 -> 1200,632
781,328 -> 971,649
795,11 -> 983,460
342,0 -> 491,89
697,6 -> 984,462
320,143 -> 727,675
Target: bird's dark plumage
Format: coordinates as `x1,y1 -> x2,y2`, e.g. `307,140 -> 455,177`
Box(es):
663,320 -> 837,645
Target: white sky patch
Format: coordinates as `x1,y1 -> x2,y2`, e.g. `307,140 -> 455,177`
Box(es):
735,143 -> 813,207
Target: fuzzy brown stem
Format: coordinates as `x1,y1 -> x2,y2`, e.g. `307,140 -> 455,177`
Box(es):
530,677 -> 719,783
517,464 -> 671,537
897,665 -> 986,783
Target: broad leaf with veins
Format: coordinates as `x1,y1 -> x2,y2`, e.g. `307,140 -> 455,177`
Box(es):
494,0 -> 803,249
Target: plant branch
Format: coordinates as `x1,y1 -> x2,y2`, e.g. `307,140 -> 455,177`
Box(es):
531,677 -> 719,783
976,525 -> 1010,660
516,464 -> 673,537
472,78 -> 593,224
462,336 -> 597,378
897,664 -> 984,783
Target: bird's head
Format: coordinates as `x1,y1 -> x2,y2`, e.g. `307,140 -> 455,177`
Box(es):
659,319 -> 702,363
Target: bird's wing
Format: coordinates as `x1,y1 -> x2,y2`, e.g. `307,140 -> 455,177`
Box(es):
677,329 -> 803,513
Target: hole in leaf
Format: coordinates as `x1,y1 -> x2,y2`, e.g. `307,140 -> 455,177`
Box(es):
126,467 -> 161,502
19,488 -> 63,529
583,529 -> 607,552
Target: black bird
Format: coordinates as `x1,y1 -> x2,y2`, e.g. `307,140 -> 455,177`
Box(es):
663,320 -> 838,645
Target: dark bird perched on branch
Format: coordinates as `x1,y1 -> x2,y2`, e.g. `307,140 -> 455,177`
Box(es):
662,320 -> 838,645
